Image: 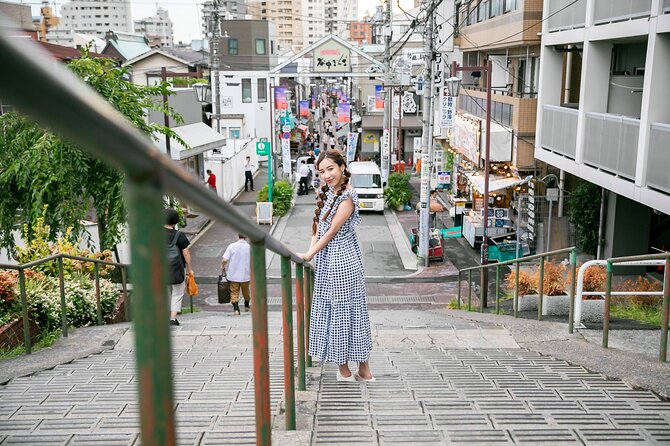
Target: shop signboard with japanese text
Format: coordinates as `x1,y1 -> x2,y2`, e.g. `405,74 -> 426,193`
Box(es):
440,88 -> 454,129
313,39 -> 351,73
281,138 -> 291,173
453,112 -> 480,162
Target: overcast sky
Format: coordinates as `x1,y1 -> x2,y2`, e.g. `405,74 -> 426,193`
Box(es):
5,0 -> 416,44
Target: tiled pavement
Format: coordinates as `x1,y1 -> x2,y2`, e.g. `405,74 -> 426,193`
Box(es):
1,310 -> 669,445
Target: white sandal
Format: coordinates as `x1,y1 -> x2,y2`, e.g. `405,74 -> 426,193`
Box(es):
336,370 -> 356,382
354,372 -> 376,382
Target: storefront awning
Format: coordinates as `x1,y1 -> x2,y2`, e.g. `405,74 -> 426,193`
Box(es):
155,122 -> 226,160
465,172 -> 527,194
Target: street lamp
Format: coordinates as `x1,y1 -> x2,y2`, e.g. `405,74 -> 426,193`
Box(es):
193,82 -> 209,103
451,60 -> 493,308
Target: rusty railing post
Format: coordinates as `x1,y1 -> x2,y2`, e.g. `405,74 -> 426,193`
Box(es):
514,261 -> 520,318
295,263 -> 306,391
250,240 -> 271,446
94,262 -> 103,325
125,177 -> 175,446
603,260 -> 612,349
660,257 -> 670,362
304,266 -> 313,368
457,272 -> 462,309
18,268 -> 31,354
495,265 -> 500,315
58,256 -> 68,337
121,266 -> 130,322
537,257 -> 544,321
280,256 -> 296,430
468,269 -> 472,311
568,248 -> 577,334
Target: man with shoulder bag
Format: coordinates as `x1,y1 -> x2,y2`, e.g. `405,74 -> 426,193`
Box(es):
221,234 -> 251,315
165,208 -> 194,326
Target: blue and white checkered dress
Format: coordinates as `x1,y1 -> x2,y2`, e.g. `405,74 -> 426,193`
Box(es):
309,187 -> 372,365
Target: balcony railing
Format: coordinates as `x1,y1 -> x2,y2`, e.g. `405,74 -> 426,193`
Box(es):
546,0 -> 587,32
583,112 -> 639,180
647,123 -> 670,193
463,85 -> 538,99
540,104 -> 578,159
593,0 -> 652,25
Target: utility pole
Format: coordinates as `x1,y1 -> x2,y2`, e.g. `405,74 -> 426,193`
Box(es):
204,0 -> 223,134
381,0 -> 392,185
418,0 -> 436,266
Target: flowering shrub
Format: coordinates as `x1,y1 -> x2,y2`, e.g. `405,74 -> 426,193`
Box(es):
16,211 -> 114,279
24,273 -> 119,329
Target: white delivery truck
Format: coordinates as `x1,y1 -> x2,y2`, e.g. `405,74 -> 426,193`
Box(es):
348,161 -> 385,213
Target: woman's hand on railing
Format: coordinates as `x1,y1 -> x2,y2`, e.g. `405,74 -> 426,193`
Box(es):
296,252 -> 313,262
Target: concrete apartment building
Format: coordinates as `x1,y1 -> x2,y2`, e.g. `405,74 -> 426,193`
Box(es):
302,0 -> 326,47
134,8 -> 174,48
57,0 -> 132,39
216,20 -> 278,140
325,0 -> 358,37
349,20 -> 372,45
536,0 -> 670,258
247,0 -> 304,53
452,0 -> 542,176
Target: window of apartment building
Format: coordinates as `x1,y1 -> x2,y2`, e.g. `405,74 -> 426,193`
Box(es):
271,40 -> 275,54
489,0 -> 502,17
228,38 -> 239,55
242,79 -> 252,103
255,38 -> 267,55
257,78 -> 267,102
477,0 -> 488,22
503,0 -> 516,13
229,128 -> 241,139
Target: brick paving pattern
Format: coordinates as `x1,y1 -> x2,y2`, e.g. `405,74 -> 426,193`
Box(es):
0,310 -> 668,445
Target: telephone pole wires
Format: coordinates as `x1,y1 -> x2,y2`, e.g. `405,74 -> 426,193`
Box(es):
381,0 -> 392,185
418,0 -> 436,266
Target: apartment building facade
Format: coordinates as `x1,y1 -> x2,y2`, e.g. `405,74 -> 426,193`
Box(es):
452,0 -> 542,174
247,0 -> 304,53
536,0 -> 670,257
58,0 -> 132,39
133,8 -> 173,48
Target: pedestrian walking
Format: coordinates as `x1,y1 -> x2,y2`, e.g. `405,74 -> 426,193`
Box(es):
165,208 -> 194,326
205,169 -> 217,192
244,156 -> 254,192
297,149 -> 374,382
298,160 -> 310,195
221,234 -> 251,315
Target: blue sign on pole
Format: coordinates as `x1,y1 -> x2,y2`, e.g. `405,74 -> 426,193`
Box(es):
282,132 -> 290,140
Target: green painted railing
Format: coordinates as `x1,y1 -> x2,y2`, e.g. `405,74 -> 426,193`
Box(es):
0,253 -> 130,353
602,253 -> 670,362
457,247 -> 577,330
0,25 -> 314,446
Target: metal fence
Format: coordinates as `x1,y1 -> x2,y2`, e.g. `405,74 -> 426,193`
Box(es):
0,21 -> 314,446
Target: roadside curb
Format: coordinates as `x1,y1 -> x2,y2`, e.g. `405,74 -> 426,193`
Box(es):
385,210 -> 419,272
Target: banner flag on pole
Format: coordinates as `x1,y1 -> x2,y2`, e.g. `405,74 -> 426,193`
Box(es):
337,103 -> 350,123
274,87 -> 288,110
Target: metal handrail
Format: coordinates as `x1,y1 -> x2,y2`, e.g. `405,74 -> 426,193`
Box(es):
0,20 -> 313,446
0,253 -> 130,350
457,247 -> 577,329
600,253 -> 670,362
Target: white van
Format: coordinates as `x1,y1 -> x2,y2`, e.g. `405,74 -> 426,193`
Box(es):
348,161 -> 385,213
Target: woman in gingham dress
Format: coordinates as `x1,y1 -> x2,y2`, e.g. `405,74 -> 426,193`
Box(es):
297,149 -> 374,382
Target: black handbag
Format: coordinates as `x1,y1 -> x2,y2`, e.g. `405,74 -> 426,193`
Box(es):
218,270 -> 231,304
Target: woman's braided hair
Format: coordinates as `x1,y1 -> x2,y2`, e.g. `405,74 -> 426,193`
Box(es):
312,149 -> 351,235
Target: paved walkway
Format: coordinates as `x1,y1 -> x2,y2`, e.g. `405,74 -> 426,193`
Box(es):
1,309 -> 669,445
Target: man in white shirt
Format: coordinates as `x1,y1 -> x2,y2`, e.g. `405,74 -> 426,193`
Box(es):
221,234 -> 251,315
244,156 -> 254,192
298,160 -> 310,195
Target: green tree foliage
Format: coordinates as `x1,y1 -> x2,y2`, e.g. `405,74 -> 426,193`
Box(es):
569,180 -> 602,255
0,50 -> 183,254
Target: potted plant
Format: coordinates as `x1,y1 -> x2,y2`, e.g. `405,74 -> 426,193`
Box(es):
384,173 -> 412,211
